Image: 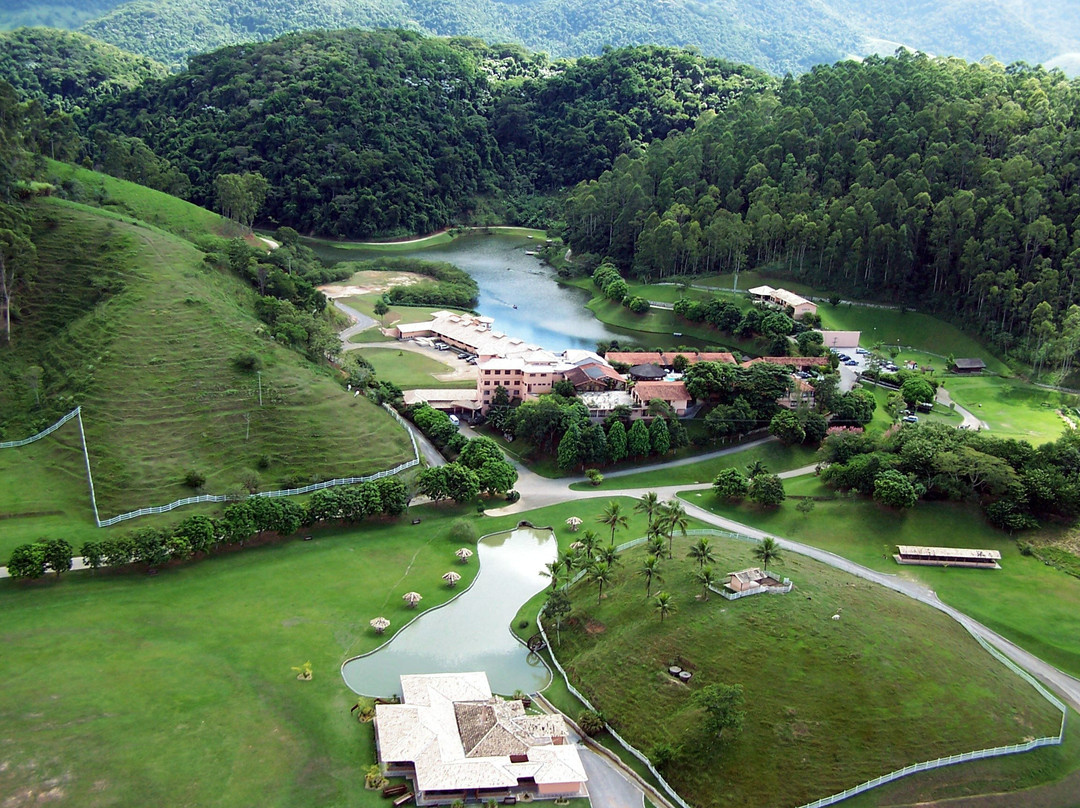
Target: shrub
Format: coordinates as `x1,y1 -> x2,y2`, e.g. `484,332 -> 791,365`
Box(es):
585,469 -> 604,486
183,469 -> 207,489
577,709 -> 606,736
505,490 -> 521,503
448,518 -> 478,544
233,352 -> 263,372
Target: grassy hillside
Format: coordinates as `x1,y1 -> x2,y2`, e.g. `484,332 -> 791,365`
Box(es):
0,197 -> 413,518
556,530 -> 1064,807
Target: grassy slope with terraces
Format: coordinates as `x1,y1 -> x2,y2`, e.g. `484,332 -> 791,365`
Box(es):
0,194 -> 413,520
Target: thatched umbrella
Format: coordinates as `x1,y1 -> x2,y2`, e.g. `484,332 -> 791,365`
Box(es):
455,547 -> 474,564
370,617 -> 390,634
443,570 -> 462,588
402,592 -> 423,608
569,541 -> 585,551
566,517 -> 583,532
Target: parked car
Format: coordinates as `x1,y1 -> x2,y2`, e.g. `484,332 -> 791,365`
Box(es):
845,359 -> 859,366
902,415 -> 919,423
855,347 -> 868,355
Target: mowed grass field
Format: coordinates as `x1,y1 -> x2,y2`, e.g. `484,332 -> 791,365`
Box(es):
943,374 -> 1076,443
356,347 -> 463,389
44,159 -> 235,243
554,530 -> 1064,808
9,200 -> 413,516
686,476 -> 1080,679
0,506 -> 483,808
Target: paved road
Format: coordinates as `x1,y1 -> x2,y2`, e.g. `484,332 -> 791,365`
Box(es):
332,299 -> 378,342
936,386 -> 987,430
579,747 -> 645,808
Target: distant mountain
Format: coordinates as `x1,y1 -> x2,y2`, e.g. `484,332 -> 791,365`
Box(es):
3,0 -> 1075,75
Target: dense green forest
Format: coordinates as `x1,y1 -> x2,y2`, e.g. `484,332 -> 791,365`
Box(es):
3,0 -> 1077,76
564,52 -> 1080,371
83,29 -> 765,236
0,27 -> 167,108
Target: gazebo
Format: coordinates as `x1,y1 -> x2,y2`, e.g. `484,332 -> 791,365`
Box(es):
370,617 -> 391,634
628,363 -> 667,381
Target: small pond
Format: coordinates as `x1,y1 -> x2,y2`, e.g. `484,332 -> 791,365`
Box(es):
341,526 -> 556,697
312,232 -> 707,352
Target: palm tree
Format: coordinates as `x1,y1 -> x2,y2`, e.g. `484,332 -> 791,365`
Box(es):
543,558 -> 565,590
597,545 -> 619,567
635,492 -> 661,525
746,460 -> 769,479
558,549 -> 578,582
579,529 -> 601,559
661,501 -> 689,559
697,566 -> 716,601
638,555 -> 663,598
654,592 -> 676,622
688,536 -> 716,570
753,537 -> 782,571
598,501 -> 629,547
647,534 -> 667,559
588,561 -> 613,605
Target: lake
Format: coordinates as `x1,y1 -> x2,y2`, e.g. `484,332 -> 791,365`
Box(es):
340,526 -> 556,697
311,232 -> 706,352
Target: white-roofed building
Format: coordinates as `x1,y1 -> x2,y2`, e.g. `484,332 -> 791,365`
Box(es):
374,672 -> 588,805
748,286 -> 817,319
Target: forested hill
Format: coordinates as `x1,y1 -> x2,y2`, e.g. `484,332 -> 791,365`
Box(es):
2,0 -> 1077,76
0,28 -> 167,109
564,53 -> 1080,370
87,29 -> 766,236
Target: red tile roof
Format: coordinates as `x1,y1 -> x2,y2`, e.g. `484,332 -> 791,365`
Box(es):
606,351 -> 736,366
741,356 -> 829,368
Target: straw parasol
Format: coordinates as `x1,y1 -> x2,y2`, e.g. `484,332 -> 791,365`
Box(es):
369,617 -> 390,634
569,541 -> 585,551
455,547 -> 474,564
403,592 -> 423,608
566,517 -> 583,532
443,570 -> 462,587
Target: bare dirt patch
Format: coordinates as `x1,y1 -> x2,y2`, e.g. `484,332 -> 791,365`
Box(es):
584,618 -> 606,635
320,270 -> 427,298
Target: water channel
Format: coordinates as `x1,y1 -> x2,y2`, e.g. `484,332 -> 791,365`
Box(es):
312,232 -> 706,352
340,526 -> 556,697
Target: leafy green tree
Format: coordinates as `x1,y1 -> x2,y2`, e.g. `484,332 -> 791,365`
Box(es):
477,459 -> 518,495
6,542 -> 46,580
606,420 -> 627,464
42,539 -> 73,577
752,537 -> 782,571
649,416 -> 671,455
873,470 -> 919,509
901,377 -> 935,409
373,299 -> 389,323
693,683 -> 745,744
748,474 -> 786,506
627,418 -> 651,458
443,463 -> 481,503
769,410 -> 806,445
557,422 -> 584,471
802,412 -> 829,444
581,423 -> 608,465
713,468 -> 749,501
214,171 -> 269,231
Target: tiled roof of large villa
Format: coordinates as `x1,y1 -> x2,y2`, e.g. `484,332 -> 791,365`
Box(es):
375,673 -> 587,793
606,351 -> 736,366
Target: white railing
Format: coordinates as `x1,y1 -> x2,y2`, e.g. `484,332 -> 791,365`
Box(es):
97,405 -> 420,526
0,407 -> 81,448
536,607 -> 694,808
713,577 -> 793,600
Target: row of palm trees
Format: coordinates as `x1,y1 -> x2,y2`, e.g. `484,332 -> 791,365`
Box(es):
550,494 -> 784,619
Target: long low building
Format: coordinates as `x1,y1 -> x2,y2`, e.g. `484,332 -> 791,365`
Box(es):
748,285 -> 817,319
375,672 -> 588,805
894,545 -> 1002,569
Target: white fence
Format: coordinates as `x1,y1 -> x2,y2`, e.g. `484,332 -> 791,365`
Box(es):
1,404 -> 422,528
97,405 -> 420,526
714,577 -> 793,600
0,407 -> 81,448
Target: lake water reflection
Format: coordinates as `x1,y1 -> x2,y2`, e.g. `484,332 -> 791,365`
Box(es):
340,527 -> 556,697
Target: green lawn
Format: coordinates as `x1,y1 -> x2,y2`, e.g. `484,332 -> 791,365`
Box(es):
355,347 -> 463,389
685,477 -> 1080,679
858,381 -> 963,432
943,374 -> 1076,443
553,530 -> 1064,808
304,226 -> 550,260
4,200 -> 414,517
44,159 -> 235,243
570,441 -> 818,491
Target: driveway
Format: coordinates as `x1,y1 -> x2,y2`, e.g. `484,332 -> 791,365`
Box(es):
579,747 -> 645,808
